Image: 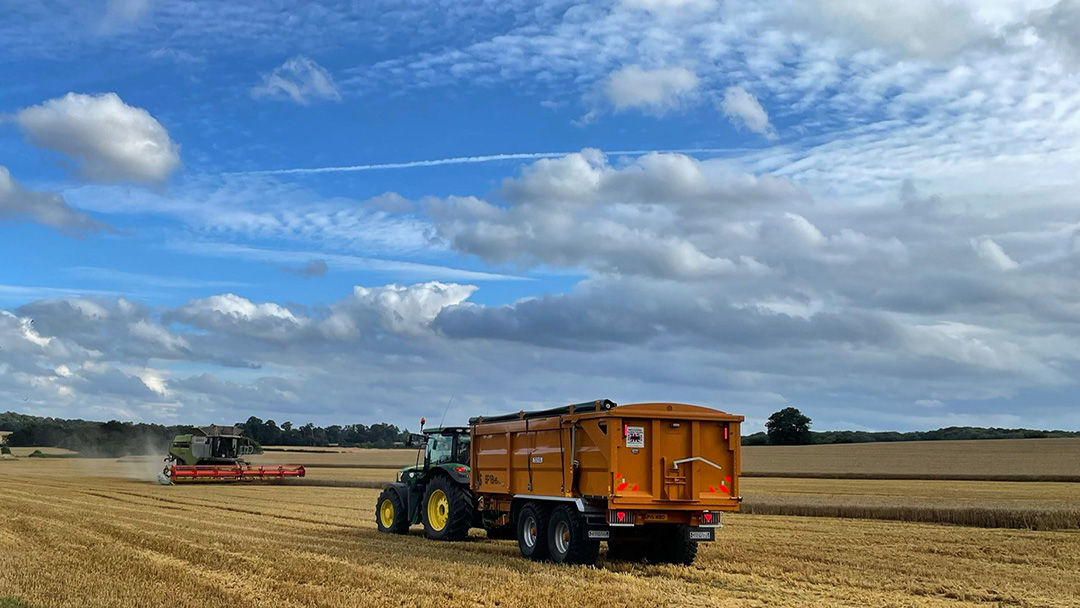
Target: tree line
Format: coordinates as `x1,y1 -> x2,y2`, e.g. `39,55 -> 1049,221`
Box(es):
0,411 -> 411,457
744,407 -> 1080,446
237,416 -> 408,448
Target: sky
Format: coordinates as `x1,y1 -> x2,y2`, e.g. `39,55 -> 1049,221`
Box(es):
2,0 -> 1080,433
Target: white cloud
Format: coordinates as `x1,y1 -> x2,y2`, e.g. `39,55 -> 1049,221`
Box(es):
720,86 -> 777,139
15,93 -> 181,184
810,0 -> 990,60
101,0 -> 153,32
604,66 -> 699,114
429,149 -> 804,279
252,56 -> 342,105
621,0 -> 718,11
972,238 -> 1020,270
0,166 -> 110,234
326,282 -> 478,338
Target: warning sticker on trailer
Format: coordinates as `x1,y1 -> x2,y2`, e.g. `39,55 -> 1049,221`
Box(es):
625,426 -> 645,448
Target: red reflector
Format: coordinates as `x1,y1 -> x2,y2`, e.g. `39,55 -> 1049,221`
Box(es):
623,424 -> 628,437
617,481 -> 629,491
709,486 -> 716,493
704,513 -> 714,524
725,476 -> 732,483
617,511 -> 625,522
720,485 -> 730,494
724,425 -> 729,440
631,484 -> 638,491
455,466 -> 467,473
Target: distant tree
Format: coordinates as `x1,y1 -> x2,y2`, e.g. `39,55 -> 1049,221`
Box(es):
766,407 -> 812,445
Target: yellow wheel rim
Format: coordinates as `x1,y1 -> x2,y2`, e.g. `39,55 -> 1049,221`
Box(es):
379,499 -> 395,528
427,489 -> 449,531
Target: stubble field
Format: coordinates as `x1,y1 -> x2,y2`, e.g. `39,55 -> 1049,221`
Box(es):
2,439 -> 1079,607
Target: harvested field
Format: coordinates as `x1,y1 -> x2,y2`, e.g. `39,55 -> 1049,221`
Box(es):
248,447 -> 415,467
742,437 -> 1080,478
2,458 -> 1080,608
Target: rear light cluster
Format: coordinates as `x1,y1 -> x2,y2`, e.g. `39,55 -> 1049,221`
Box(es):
700,510 -> 722,527
608,509 -> 636,526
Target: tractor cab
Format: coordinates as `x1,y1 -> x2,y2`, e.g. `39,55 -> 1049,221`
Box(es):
422,427 -> 470,468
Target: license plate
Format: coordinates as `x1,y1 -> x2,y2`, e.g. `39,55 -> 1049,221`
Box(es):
688,529 -> 714,541
587,530 -> 611,539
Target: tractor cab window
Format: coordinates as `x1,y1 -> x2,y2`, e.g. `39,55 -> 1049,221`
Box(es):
426,434 -> 454,466
454,433 -> 471,465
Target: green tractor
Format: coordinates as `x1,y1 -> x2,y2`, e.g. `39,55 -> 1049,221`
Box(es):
376,424 -> 481,541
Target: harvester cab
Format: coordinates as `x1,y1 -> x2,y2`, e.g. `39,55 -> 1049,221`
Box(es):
158,425 -> 305,485
377,423 -> 474,540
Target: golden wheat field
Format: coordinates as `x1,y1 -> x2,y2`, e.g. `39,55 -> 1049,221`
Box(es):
741,438 -> 1080,478
2,457 -> 1080,608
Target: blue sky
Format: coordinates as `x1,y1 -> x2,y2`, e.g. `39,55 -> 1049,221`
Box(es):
3,0 -> 1080,432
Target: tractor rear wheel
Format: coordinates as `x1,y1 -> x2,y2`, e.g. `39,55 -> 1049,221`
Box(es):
547,504 -> 600,566
376,488 -> 409,534
517,502 -> 550,561
422,475 -> 472,541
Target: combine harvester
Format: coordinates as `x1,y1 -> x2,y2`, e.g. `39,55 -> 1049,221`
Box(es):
158,425 -> 305,484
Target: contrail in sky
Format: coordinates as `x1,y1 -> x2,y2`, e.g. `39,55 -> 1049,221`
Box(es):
231,148 -> 741,176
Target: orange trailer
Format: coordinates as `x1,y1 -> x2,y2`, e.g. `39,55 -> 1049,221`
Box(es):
469,399 -> 742,565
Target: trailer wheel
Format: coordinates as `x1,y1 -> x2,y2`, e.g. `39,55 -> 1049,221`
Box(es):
648,525 -> 699,566
376,488 -> 409,534
422,475 -> 472,541
606,540 -> 648,563
547,504 -> 600,566
517,502 -> 551,561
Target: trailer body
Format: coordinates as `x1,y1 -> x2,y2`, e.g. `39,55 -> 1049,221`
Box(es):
470,400 -> 742,561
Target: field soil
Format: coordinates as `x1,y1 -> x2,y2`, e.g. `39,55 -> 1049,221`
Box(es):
3,458 -> 1080,608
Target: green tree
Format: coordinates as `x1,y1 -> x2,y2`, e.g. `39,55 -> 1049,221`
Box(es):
766,407 -> 812,445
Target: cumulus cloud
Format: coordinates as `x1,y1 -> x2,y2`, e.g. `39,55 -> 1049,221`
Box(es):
168,294 -> 307,342
429,149 -> 804,279
972,238 -> 1020,271
0,166 -> 110,235
15,93 -> 181,184
252,56 -> 342,105
720,86 -> 777,139
604,66 -> 699,114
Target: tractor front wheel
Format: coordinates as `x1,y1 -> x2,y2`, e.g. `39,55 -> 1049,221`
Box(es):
376,488 -> 409,534
422,476 -> 472,541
